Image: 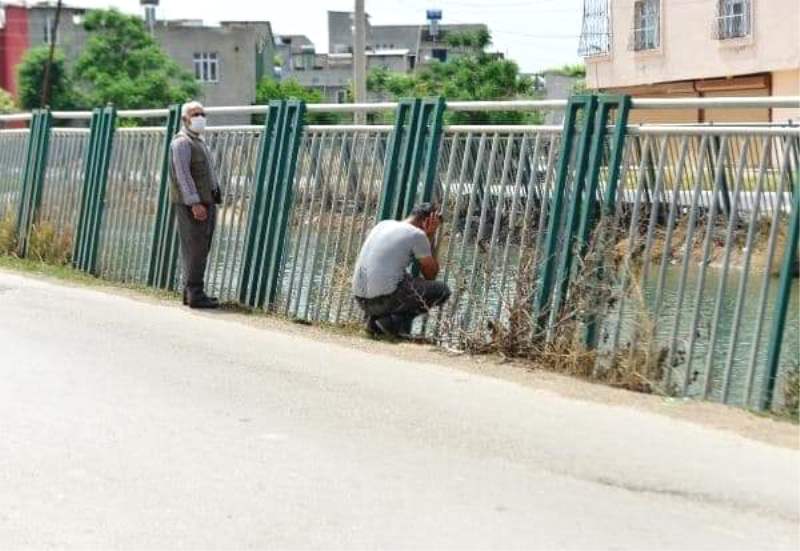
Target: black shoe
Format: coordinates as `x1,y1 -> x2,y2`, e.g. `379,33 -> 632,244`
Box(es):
366,317 -> 381,336
188,295 -> 220,309
184,290 -> 218,307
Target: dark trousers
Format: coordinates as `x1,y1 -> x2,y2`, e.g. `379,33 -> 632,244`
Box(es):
356,276 -> 451,334
175,204 -> 216,301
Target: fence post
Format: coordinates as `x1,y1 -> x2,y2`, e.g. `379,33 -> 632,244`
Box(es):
391,99 -> 422,220
410,96 -> 447,209
239,101 -> 284,307
147,104 -> 183,289
378,100 -> 414,221
377,97 -> 446,222
762,138 -> 800,410
16,109 -> 52,257
532,95 -> 593,335
580,95 -> 631,348
73,106 -> 116,274
263,100 -> 307,309
550,95 -> 598,324
238,100 -> 306,310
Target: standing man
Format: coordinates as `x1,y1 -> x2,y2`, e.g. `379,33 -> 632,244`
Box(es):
170,101 -> 222,309
352,203 -> 451,338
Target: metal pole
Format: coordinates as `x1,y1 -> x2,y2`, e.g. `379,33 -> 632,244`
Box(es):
353,0 -> 368,124
41,0 -> 64,108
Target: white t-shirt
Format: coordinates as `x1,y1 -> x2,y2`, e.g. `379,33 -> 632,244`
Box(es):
352,220 -> 432,299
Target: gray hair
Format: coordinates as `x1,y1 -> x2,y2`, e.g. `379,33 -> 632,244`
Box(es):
181,101 -> 204,118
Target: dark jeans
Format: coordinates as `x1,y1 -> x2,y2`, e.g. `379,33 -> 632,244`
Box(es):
356,276 -> 451,334
175,204 -> 216,301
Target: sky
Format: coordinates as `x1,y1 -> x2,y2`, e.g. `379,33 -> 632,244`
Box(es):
69,0 -> 585,73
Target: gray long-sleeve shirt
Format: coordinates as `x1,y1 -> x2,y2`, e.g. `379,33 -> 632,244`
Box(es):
170,132 -> 218,205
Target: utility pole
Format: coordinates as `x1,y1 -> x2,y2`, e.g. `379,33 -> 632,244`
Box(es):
41,0 -> 64,108
353,0 -> 367,123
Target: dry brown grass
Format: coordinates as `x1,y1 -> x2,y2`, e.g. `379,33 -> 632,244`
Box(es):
448,216 -> 670,396
0,211 -> 17,255
27,221 -> 72,265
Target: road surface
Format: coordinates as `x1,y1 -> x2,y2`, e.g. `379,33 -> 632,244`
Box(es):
0,270 -> 797,550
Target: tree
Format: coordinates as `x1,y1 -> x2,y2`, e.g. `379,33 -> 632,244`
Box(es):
255,78 -> 340,124
0,87 -> 15,114
17,46 -> 75,110
368,30 -> 539,124
73,9 -> 198,109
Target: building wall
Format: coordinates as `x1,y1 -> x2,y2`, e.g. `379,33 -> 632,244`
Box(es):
772,68 -> 800,123
26,6 -> 88,70
0,5 -> 30,96
585,0 -> 800,90
156,24 -> 263,123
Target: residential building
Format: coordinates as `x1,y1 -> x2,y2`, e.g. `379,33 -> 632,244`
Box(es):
0,1 -> 276,122
328,10 -> 486,67
278,10 -> 489,103
155,19 -> 275,122
578,0 -> 800,123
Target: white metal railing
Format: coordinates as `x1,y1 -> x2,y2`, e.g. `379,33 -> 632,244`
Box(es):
2,96 -> 799,124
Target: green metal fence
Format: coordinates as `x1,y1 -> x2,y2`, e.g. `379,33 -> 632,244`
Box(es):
0,96 -> 797,413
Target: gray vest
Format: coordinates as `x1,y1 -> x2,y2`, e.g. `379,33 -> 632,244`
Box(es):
169,132 -> 218,205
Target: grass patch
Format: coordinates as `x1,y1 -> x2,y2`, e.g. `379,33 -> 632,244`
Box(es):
0,254 -> 178,301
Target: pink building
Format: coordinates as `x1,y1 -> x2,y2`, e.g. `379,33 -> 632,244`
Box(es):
579,0 -> 800,123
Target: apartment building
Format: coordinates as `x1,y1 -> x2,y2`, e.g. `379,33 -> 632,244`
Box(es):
278,10 -> 489,103
578,0 -> 800,122
0,1 -> 275,121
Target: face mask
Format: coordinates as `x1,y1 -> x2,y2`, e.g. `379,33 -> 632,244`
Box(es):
189,116 -> 206,133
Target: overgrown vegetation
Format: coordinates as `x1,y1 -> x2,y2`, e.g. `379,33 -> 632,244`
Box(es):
17,47 -> 76,110
255,78 -> 341,124
0,87 -> 16,114
0,212 -> 17,255
368,30 -> 541,125
17,9 -> 198,111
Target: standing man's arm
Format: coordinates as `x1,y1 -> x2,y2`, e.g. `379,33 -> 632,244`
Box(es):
171,139 -> 207,221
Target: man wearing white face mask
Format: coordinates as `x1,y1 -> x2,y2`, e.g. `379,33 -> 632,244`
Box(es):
169,101 -> 222,309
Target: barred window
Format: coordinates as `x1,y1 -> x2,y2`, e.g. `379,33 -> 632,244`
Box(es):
632,0 -> 660,51
715,0 -> 751,40
578,0 -> 611,57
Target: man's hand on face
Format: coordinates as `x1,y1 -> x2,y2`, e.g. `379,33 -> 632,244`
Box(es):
191,204 -> 208,221
422,213 -> 441,238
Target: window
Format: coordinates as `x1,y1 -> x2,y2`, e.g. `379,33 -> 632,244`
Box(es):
193,53 -> 219,83
43,16 -> 56,45
631,0 -> 660,51
336,89 -> 348,104
431,48 -> 447,62
578,0 -> 611,57
715,0 -> 751,40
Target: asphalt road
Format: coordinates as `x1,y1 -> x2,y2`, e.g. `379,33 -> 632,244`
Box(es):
0,270 -> 798,550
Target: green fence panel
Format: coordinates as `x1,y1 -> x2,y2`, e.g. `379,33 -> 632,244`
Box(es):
239,100 -> 306,310
239,101 -> 284,306
72,109 -> 101,268
763,138 -> 800,410
580,95 -> 631,348
533,95 -> 594,334
263,101 -> 307,309
377,97 -> 446,222
551,95 -> 598,323
16,109 -> 52,256
73,106 -> 116,274
147,104 -> 183,289
378,100 -> 415,221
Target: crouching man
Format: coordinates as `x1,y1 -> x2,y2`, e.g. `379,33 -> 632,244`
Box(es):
352,203 -> 451,338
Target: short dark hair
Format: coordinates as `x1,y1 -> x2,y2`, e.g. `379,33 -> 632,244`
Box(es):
410,202 -> 438,222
